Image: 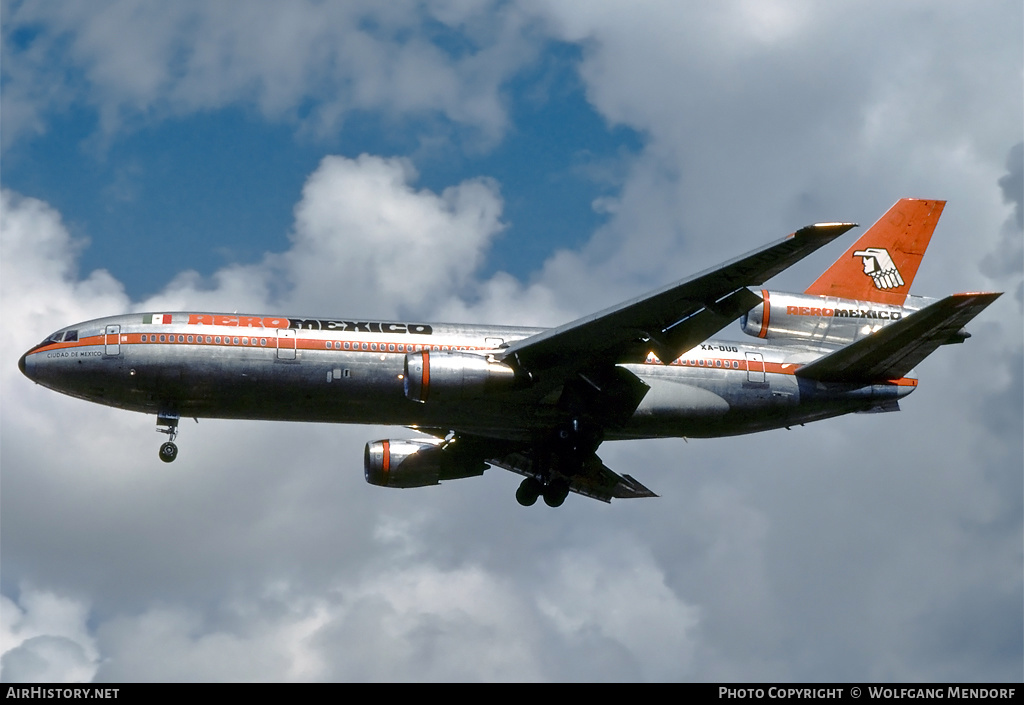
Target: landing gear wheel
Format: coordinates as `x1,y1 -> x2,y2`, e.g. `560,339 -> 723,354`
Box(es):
543,479 -> 570,508
159,441 -> 178,463
516,477 -> 543,506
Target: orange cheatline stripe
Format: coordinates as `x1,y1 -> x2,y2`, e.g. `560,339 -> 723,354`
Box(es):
759,289 -> 771,338
422,350 -> 430,403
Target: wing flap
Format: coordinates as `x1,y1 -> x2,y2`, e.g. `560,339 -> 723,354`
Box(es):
795,292 -> 1001,382
487,451 -> 658,503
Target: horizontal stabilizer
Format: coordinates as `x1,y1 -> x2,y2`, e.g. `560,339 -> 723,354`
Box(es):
795,292 -> 1001,382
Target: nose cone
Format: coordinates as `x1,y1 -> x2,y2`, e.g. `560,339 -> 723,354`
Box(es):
19,344 -> 43,382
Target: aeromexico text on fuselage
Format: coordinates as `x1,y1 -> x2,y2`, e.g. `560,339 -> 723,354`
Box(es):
184,314 -> 433,335
784,305 -> 903,320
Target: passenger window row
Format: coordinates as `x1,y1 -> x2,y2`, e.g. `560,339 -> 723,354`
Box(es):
133,334 -> 481,352
140,334 -> 268,346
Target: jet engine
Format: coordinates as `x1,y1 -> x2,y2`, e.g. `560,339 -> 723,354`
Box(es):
740,291 -> 907,346
403,350 -> 517,403
364,439 -> 487,488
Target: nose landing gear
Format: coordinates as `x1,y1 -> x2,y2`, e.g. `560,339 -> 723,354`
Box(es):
159,441 -> 178,463
156,412 -> 179,463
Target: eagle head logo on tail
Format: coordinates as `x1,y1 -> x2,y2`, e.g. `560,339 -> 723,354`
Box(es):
853,247 -> 904,290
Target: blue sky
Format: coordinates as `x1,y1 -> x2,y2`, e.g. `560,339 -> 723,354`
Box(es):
4,37 -> 641,298
1,0 -> 1021,683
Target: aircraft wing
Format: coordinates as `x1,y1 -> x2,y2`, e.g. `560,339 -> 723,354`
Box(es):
486,450 -> 658,503
501,223 -> 856,376
795,292 -> 1002,382
430,223 -> 856,504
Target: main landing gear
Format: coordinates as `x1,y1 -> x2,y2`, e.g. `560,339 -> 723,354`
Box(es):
515,418 -> 600,508
516,476 -> 571,508
156,412 -> 179,463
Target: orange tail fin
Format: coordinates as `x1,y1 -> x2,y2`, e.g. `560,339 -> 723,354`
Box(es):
804,198 -> 945,305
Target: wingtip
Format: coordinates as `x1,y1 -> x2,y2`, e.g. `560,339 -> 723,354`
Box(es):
811,221 -> 859,232
790,222 -> 858,240
950,291 -> 1003,307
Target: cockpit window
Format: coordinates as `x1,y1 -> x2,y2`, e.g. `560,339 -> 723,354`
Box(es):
42,330 -> 79,345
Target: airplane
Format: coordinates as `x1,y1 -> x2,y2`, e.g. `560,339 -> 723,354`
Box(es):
18,199 -> 1001,508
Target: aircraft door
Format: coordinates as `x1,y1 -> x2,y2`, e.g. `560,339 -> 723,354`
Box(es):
745,352 -> 765,383
105,324 -> 121,356
277,329 -> 297,360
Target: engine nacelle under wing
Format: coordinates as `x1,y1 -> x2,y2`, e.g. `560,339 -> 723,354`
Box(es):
364,439 -> 487,488
740,291 -> 909,346
403,350 -> 517,403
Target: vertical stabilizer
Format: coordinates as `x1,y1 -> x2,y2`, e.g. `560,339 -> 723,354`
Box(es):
805,198 -> 945,305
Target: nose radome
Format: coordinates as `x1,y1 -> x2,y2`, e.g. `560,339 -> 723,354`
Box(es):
18,351 -> 28,377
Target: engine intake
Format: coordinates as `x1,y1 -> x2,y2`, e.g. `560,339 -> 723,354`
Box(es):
403,350 -> 517,403
364,439 -> 487,488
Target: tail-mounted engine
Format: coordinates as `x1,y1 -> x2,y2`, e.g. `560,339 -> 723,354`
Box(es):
364,439 -> 487,488
740,290 -> 909,346
403,350 -> 517,403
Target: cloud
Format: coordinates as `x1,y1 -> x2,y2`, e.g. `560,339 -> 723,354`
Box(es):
142,154 -> 507,320
981,143 -> 1024,304
86,542 -> 697,682
536,543 -> 700,679
2,0 -> 540,149
1,590 -> 99,683
998,143 -> 1024,231
522,1 -> 1022,292
0,191 -> 128,325
282,155 -> 506,318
